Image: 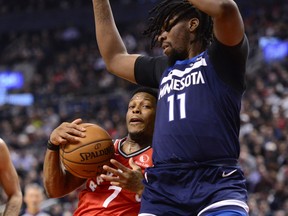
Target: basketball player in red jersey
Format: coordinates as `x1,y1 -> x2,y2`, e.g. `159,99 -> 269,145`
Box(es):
43,87 -> 157,216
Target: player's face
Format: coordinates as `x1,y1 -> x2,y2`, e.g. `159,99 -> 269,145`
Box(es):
126,92 -> 157,139
158,17 -> 194,65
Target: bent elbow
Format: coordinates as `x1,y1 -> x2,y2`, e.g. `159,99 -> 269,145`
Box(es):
13,190 -> 23,202
45,188 -> 63,199
218,0 -> 239,16
43,180 -> 62,198
105,64 -> 114,74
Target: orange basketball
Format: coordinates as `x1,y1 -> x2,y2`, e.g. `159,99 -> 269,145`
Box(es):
60,123 -> 114,179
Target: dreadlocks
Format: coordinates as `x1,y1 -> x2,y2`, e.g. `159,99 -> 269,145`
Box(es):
144,0 -> 213,50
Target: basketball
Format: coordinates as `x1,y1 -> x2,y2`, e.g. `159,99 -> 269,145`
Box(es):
60,123 -> 114,179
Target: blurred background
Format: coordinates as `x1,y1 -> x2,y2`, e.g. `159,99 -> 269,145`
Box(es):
0,0 -> 288,215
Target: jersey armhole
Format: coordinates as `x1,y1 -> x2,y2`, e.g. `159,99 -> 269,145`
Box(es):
208,36 -> 249,93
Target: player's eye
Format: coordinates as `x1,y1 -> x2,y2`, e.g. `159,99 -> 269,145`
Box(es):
165,24 -> 172,32
164,17 -> 179,32
142,104 -> 151,109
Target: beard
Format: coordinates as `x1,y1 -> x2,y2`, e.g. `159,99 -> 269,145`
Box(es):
129,130 -> 143,141
167,48 -> 188,66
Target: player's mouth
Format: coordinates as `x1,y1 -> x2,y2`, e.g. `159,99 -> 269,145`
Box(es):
129,117 -> 143,125
162,43 -> 170,55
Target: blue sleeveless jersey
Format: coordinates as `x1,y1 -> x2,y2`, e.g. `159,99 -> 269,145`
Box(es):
153,51 -> 242,165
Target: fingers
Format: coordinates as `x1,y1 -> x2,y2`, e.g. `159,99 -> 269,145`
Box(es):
102,165 -> 123,176
129,158 -> 141,172
110,159 -> 130,172
100,158 -> 145,193
50,120 -> 87,145
100,173 -> 121,186
101,159 -> 131,184
69,119 -> 86,133
102,161 -> 126,178
71,118 -> 83,125
100,166 -> 124,186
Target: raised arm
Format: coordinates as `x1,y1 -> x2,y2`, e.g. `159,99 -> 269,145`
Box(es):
0,139 -> 22,216
43,119 -> 86,198
92,0 -> 140,83
188,0 -> 244,46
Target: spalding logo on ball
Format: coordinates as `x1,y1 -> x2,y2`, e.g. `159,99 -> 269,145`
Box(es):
60,123 -> 114,179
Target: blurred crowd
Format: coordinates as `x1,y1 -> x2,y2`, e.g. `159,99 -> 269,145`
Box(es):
0,0 -> 288,215
0,0 -> 158,16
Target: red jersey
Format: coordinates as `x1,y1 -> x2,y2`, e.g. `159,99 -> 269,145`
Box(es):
73,138 -> 153,216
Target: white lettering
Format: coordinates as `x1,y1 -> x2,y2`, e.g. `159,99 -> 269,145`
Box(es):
89,180 -> 97,191
159,71 -> 205,99
160,57 -> 207,85
173,79 -> 180,91
196,71 -> 205,84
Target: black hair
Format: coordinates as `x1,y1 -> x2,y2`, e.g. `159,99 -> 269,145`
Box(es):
144,0 -> 213,50
131,87 -> 158,101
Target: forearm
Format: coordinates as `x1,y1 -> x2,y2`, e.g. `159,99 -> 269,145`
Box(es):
92,0 -> 127,68
43,150 -> 85,198
188,0 -> 238,18
92,0 -> 138,83
189,0 -> 244,46
43,150 -> 69,197
3,192 -> 22,216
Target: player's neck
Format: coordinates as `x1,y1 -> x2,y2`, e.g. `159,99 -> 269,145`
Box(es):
123,138 -> 150,154
188,42 -> 205,59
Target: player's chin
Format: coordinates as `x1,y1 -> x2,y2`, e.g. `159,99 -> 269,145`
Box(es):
163,48 -> 170,56
128,129 -> 145,139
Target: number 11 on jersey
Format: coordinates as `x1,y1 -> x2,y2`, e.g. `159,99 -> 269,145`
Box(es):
167,93 -> 186,121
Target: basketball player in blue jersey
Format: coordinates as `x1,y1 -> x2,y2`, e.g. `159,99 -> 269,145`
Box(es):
92,0 -> 249,215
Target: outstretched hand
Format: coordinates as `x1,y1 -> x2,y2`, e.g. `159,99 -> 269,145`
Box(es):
49,118 -> 86,146
100,158 -> 144,195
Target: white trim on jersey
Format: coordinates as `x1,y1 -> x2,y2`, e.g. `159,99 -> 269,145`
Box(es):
117,137 -> 152,158
197,199 -> 249,216
138,214 -> 157,216
160,56 -> 207,85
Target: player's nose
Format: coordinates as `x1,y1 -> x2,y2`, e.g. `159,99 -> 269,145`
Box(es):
158,31 -> 167,43
132,105 -> 140,113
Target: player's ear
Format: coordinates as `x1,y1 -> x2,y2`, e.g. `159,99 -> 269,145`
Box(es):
189,18 -> 199,32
